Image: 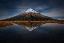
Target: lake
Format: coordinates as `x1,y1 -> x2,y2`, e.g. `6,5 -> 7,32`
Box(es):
0,22 -> 64,43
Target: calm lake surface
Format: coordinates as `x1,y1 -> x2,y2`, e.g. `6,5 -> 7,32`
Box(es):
0,22 -> 64,43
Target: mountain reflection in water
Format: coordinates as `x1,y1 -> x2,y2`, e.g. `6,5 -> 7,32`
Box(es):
0,21 -> 64,43
0,21 -> 64,31
14,22 -> 45,31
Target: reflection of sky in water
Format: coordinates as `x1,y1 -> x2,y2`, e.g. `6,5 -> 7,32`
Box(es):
0,23 -> 64,43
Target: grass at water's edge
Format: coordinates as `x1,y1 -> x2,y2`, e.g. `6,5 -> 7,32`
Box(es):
0,20 -> 64,23
0,20 -> 64,27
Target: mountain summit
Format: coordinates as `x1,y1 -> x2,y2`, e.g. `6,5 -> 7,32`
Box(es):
3,8 -> 54,21
25,8 -> 38,13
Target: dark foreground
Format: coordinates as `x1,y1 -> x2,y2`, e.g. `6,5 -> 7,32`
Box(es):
0,20 -> 64,43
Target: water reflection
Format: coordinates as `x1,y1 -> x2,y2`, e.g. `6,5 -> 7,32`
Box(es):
0,21 -> 64,43
0,21 -> 64,31
14,22 -> 45,31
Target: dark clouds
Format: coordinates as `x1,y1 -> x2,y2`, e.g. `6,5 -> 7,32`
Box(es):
0,0 -> 64,20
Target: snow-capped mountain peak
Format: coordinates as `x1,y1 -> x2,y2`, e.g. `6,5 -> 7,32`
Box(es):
25,8 -> 38,13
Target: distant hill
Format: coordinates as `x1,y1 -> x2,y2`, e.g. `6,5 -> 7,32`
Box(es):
2,8 -> 55,21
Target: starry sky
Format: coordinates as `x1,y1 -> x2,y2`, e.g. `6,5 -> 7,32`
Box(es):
0,0 -> 64,20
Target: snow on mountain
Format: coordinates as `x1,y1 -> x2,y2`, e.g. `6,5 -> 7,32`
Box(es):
25,8 -> 38,13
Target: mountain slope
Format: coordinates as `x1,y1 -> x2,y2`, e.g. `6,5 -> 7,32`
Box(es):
3,12 -> 54,21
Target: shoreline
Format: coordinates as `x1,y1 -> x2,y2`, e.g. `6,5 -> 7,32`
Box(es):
0,20 -> 64,24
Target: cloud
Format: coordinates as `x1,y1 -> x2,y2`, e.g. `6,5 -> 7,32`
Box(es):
41,7 -> 64,17
0,9 -> 9,20
35,6 -> 49,10
0,0 -> 64,20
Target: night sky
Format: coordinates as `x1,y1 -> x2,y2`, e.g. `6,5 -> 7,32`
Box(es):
0,0 -> 64,20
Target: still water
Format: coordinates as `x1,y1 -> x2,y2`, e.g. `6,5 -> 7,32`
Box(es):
0,22 -> 64,43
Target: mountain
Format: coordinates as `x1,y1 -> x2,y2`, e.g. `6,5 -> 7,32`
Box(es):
3,8 -> 54,21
